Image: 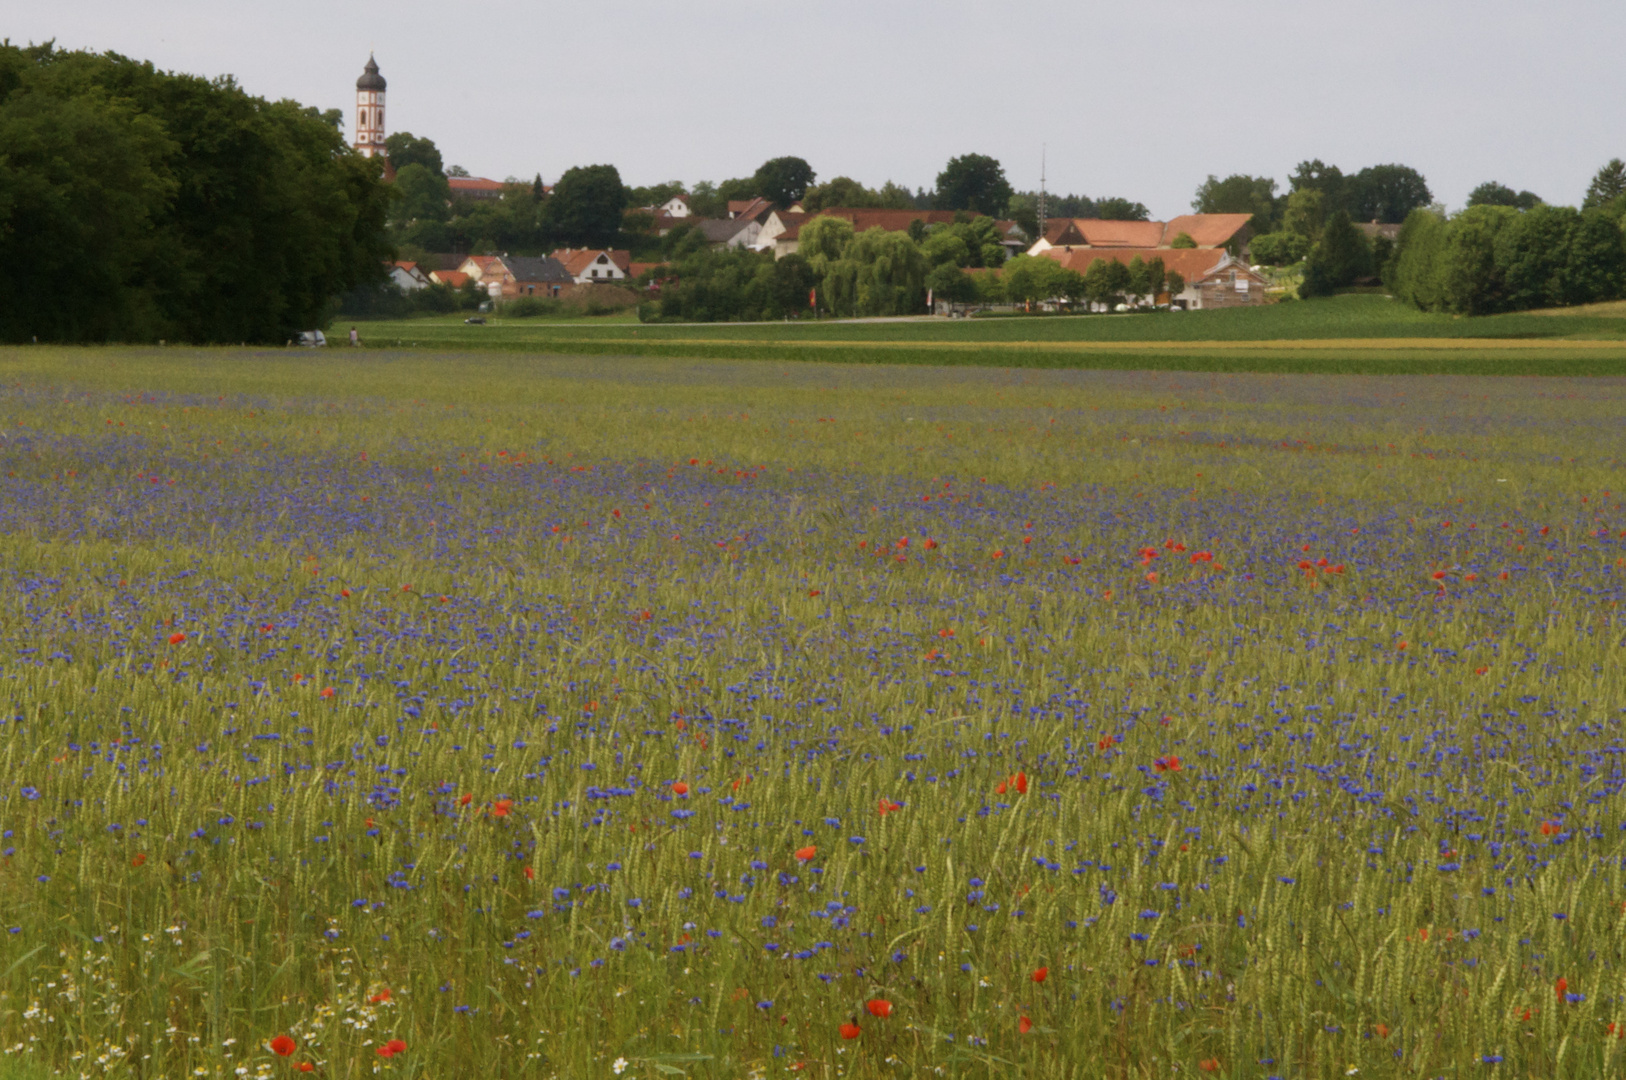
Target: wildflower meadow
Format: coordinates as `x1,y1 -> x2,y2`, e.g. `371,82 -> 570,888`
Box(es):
1,347 -> 1623,1080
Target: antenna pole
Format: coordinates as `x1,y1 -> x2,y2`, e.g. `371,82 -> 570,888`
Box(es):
1038,144 -> 1047,243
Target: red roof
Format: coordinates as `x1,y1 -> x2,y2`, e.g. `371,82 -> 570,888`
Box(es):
430,270 -> 470,287
1158,214 -> 1254,247
729,197 -> 774,222
550,248 -> 633,277
1043,214 -> 1252,249
1039,246 -> 1228,283
449,176 -> 506,195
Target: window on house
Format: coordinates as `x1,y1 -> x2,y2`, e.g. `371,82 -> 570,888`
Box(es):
591,269 -> 599,278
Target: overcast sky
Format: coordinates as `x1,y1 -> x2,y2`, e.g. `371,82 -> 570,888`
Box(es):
14,0 -> 1625,217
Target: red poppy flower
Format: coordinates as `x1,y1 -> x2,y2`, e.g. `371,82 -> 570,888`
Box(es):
1014,772 -> 1028,794
877,799 -> 901,816
368,988 -> 391,1004
375,1039 -> 407,1058
866,999 -> 892,1018
1097,735 -> 1117,750
319,687 -> 335,699
492,799 -> 513,818
1018,1015 -> 1033,1034
167,632 -> 186,645
340,588 -> 351,598
795,846 -> 817,862
1032,966 -> 1048,983
994,779 -> 1007,795
1153,756 -> 1181,774
458,793 -> 472,807
839,1022 -> 861,1040
1556,976 -> 1568,1001
524,865 -> 535,880
672,782 -> 689,796
1198,1059 -> 1220,1073
1540,821 -> 1560,836
269,1035 -> 297,1057
1374,1023 -> 1389,1039
130,853 -> 147,867
297,1064 -> 314,1073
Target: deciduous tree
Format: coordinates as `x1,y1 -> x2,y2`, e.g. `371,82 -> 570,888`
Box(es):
934,154 -> 1013,217
547,164 -> 628,248
753,156 -> 815,207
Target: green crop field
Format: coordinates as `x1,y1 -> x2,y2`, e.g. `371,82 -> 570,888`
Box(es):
346,296 -> 1626,376
1,345 -> 1624,1079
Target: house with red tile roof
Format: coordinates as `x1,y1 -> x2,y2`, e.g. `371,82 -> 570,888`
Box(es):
550,248 -> 633,284
456,255 -> 504,283
765,208 -> 970,258
448,176 -> 509,201
1029,214 -> 1254,257
1038,245 -> 1266,309
727,197 -> 776,223
429,269 -> 470,288
388,261 -> 431,291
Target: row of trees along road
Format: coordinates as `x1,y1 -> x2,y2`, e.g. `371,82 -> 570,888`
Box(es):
0,43 -> 393,344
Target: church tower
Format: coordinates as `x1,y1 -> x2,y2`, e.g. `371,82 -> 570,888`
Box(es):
353,54 -> 386,157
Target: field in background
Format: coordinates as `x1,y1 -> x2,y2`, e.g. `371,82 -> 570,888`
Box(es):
349,296 -> 1626,376
1,347 -> 1625,1079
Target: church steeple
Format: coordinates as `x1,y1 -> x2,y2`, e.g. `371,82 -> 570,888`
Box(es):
353,54 -> 386,157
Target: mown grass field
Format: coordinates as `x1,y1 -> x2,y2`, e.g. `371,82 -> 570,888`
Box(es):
348,295 -> 1626,375
1,346 -> 1624,1080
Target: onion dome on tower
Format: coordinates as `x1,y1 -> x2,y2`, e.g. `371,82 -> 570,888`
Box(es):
353,54 -> 386,157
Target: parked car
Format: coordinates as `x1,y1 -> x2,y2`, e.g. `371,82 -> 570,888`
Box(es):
291,330 -> 327,347
464,317 -> 486,325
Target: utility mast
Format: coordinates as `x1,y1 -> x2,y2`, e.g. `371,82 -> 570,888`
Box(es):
1038,145 -> 1047,244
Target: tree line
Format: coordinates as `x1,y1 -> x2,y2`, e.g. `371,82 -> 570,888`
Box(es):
1284,159 -> 1626,309
0,43 -> 393,344
1384,191 -> 1626,314
640,212 -> 1016,322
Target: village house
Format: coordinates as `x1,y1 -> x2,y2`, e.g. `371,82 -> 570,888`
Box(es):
551,248 -> 634,284
429,269 -> 470,288
448,176 -> 508,201
765,208 -> 968,258
1190,252 -> 1270,308
727,197 -> 777,223
456,255 -> 504,289
1028,214 -> 1255,257
388,261 -> 431,291
698,217 -> 763,250
659,194 -> 693,217
450,254 -> 573,298
1038,245 -> 1266,309
501,256 -> 574,297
